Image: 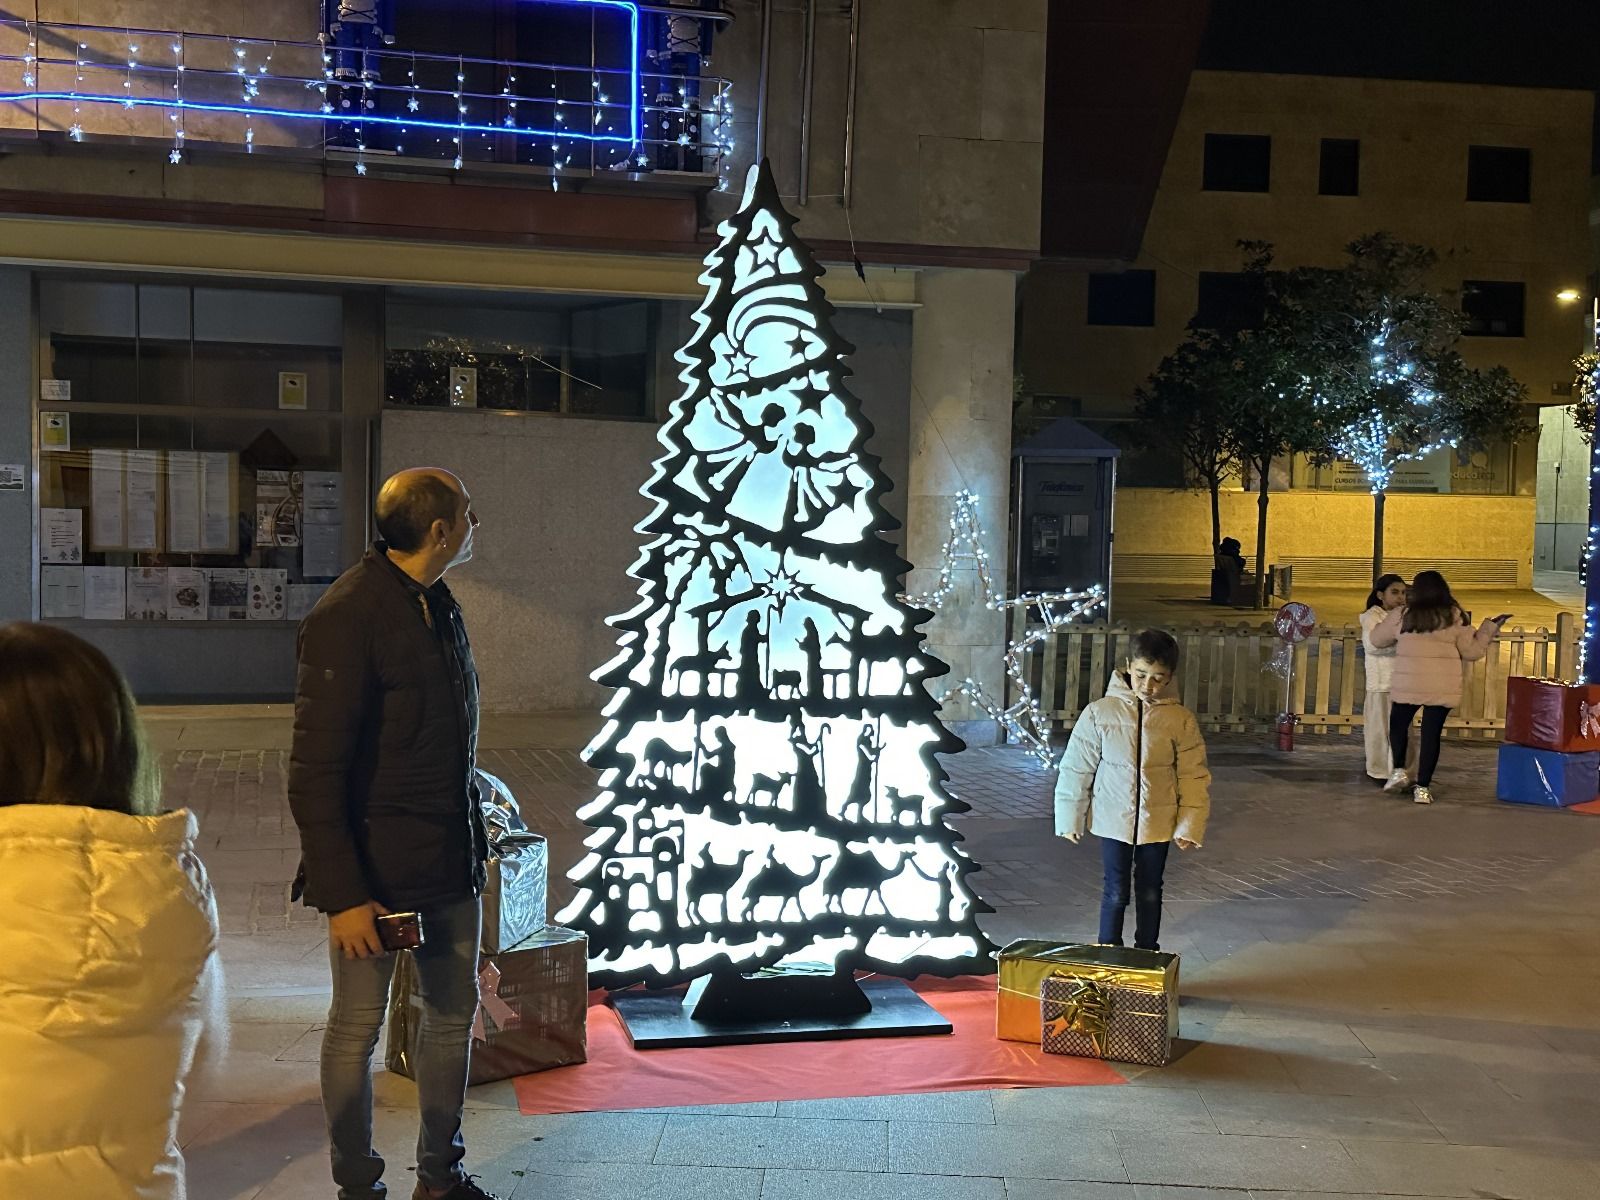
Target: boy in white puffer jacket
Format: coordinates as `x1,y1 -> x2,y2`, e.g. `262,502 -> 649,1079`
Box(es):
1054,628 -> 1211,951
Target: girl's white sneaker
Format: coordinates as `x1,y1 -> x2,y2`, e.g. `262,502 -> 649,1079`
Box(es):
1383,769 -> 1411,793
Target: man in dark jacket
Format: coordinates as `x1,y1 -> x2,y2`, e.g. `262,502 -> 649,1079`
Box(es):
288,467 -> 499,1200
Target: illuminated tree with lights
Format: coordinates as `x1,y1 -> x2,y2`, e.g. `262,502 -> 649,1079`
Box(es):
558,161 -> 993,992
1284,235 -> 1530,581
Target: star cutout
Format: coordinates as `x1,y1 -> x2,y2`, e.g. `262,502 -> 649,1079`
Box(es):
832,478 -> 862,510
762,566 -> 803,618
787,332 -> 811,360
794,380 -> 829,412
727,351 -> 754,377
751,237 -> 781,267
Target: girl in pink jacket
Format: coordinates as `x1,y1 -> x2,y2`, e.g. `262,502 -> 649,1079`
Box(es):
1369,571 -> 1507,805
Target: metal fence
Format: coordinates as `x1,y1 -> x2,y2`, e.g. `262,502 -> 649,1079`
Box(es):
1032,615 -> 1580,738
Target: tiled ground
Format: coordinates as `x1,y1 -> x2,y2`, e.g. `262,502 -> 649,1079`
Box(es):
150,708 -> 1600,1200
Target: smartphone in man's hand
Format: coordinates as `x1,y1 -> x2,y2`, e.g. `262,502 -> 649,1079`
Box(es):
375,911 -> 425,953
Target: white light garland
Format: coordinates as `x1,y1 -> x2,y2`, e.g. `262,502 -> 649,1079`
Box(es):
899,489 -> 1104,766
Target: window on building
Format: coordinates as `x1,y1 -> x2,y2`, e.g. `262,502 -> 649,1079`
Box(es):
1319,138 -> 1360,196
1085,270 -> 1156,326
1202,133 -> 1271,192
1195,271 -> 1266,330
34,278 -> 351,694
1461,280 -> 1526,338
385,289 -> 691,419
1467,145 -> 1531,203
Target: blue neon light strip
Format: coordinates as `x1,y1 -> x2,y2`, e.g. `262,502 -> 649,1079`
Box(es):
0,0 -> 641,147
1,94 -> 636,144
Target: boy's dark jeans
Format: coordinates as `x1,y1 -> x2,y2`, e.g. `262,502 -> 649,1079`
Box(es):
1098,838 -> 1171,950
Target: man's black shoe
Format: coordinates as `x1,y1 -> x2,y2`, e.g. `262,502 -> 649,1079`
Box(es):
412,1175 -> 503,1200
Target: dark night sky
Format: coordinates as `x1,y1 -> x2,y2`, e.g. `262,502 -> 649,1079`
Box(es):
1199,0 -> 1600,162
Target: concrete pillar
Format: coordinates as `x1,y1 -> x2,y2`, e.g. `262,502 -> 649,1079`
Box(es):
0,267 -> 32,623
905,268 -> 1017,745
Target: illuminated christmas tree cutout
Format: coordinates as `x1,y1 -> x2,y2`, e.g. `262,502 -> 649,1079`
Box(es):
559,162 -> 994,1007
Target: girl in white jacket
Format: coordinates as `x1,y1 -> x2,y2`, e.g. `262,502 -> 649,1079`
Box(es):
1054,629 -> 1211,951
1359,573 -> 1412,781
0,623 -> 225,1200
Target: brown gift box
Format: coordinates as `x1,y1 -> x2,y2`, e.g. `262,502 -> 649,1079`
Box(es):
386,924 -> 588,1086
1041,972 -> 1174,1066
997,939 -> 1179,1044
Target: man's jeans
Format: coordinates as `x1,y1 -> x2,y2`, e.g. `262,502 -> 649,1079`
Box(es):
1098,838 -> 1171,951
322,895 -> 481,1200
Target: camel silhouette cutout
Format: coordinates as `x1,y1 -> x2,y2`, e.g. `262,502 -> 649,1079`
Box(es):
823,847 -> 918,915
737,851 -> 828,922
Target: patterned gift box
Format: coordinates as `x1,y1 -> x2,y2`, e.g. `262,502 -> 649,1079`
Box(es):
387,924 -> 588,1086
997,939 -> 1179,1045
1041,970 -> 1174,1066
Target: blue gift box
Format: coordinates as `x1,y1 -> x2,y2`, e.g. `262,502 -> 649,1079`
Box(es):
1496,743 -> 1600,808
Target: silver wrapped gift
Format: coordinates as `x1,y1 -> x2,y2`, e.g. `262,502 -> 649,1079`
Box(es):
476,769 -> 549,953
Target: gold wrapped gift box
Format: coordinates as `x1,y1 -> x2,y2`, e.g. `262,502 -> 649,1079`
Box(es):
996,939 -> 1179,1045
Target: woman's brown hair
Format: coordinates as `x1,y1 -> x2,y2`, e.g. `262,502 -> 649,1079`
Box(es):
0,622 -> 159,814
1400,570 -> 1464,634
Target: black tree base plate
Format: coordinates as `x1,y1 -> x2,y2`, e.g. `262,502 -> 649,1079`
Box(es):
610,976 -> 953,1049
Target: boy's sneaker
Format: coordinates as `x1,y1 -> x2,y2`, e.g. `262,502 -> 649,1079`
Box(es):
1412,785 -> 1434,805
1382,769 -> 1410,793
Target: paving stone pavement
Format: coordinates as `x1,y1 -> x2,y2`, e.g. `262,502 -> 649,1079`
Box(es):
153,710 -> 1600,1200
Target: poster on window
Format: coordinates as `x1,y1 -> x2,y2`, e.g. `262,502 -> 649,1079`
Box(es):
206,568 -> 249,621
248,568 -> 288,621
125,450 -> 162,551
167,567 -> 206,621
255,470 -> 302,548
41,566 -> 84,618
40,507 -> 83,563
90,449 -> 125,549
127,567 -> 168,621
83,566 -> 126,621
287,583 -> 329,621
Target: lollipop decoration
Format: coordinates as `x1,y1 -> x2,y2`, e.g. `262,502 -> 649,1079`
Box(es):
1266,601 -> 1317,750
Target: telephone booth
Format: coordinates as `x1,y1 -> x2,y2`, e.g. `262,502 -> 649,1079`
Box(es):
1010,418 -> 1118,613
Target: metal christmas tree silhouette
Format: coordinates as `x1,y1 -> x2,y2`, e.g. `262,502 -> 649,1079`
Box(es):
559,161 -> 994,990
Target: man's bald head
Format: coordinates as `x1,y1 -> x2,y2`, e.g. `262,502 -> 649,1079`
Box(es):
374,469 -> 465,554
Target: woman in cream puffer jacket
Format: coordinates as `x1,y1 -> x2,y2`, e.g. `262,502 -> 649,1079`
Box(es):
0,623 -> 224,1200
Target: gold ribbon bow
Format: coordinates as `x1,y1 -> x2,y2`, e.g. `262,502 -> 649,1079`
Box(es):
1043,976 -> 1111,1056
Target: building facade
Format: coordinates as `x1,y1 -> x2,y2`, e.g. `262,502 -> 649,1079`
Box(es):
1020,70 -> 1594,590
0,0 -> 1046,717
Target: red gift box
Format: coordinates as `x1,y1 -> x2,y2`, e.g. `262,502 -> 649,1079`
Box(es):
1504,677 -> 1600,752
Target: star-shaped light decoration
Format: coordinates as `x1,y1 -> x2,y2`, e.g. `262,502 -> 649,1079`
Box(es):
727,350 -> 754,378
761,564 -> 803,618
750,236 -> 781,267
899,490 -> 1103,766
407,95 -> 420,113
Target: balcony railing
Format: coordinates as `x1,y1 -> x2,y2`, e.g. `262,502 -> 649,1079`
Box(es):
0,8 -> 733,187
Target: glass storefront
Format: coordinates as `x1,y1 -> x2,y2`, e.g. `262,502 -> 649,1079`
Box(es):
35,279 -> 349,629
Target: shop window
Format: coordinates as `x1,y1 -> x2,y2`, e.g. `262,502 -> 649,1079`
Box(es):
1194,271 -> 1266,331
385,290 -> 685,420
1319,138 -> 1360,196
36,279 -> 349,639
1202,133 -> 1271,193
1086,270 -> 1156,327
1462,280 -> 1526,338
1467,146 -> 1531,203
